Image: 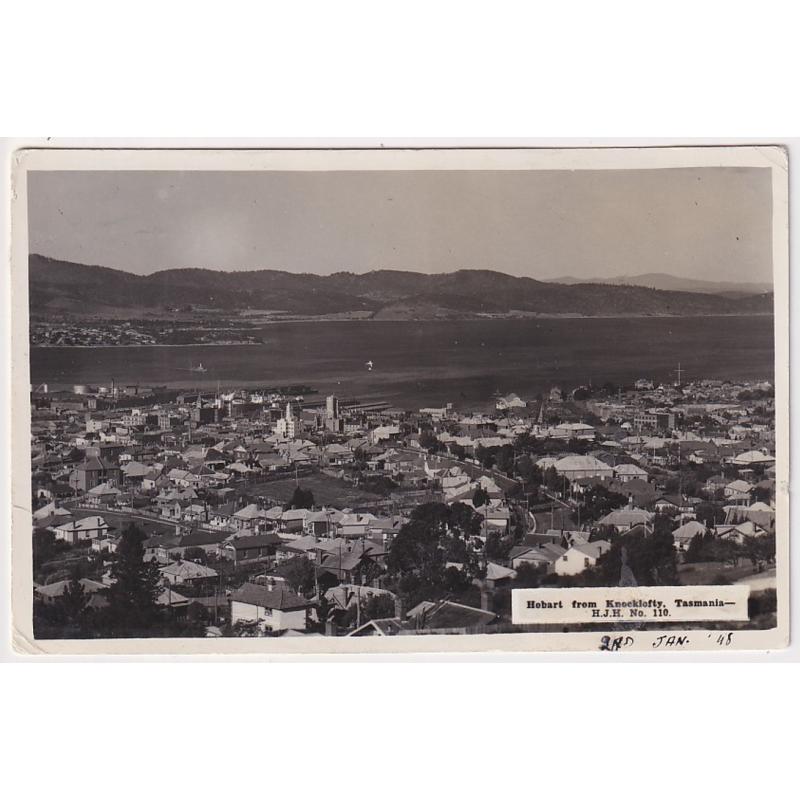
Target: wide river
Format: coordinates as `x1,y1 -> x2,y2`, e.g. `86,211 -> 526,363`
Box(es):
31,316 -> 775,410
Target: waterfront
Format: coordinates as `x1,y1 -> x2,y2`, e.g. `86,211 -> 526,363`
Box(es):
31,315 -> 775,408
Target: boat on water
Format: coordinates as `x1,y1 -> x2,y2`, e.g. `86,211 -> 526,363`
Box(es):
179,362 -> 208,373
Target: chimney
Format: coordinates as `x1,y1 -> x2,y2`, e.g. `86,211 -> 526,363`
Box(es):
325,619 -> 338,636
480,583 -> 493,612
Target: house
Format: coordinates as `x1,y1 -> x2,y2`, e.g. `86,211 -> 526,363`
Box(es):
121,460 -> 151,485
715,520 -> 770,545
554,540 -> 612,576
141,469 -> 168,492
35,578 -> 107,605
730,450 -> 775,468
496,393 -> 527,411
509,542 -> 566,569
321,443 -> 353,466
69,456 -> 121,493
552,455 -> 614,480
367,515 -> 409,547
229,582 -> 311,632
171,529 -> 230,557
337,512 -> 379,539
159,559 -> 218,586
613,463 -> 649,483
91,534 -> 121,554
324,584 -> 396,614
346,617 -> 407,636
316,540 -> 386,584
484,561 -> 517,587
303,509 -> 344,538
725,479 -> 753,502
597,508 -> 653,532
551,422 -> 596,441
143,534 -> 181,564
53,515 -> 112,544
671,519 -> 707,551
232,503 -> 268,534
404,599 -> 497,632
85,482 -> 122,507
279,508 -> 312,536
652,494 -> 696,516
220,533 -> 283,565
704,474 -> 728,495
473,503 -> 512,537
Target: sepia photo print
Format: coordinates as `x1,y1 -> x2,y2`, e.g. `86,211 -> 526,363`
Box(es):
9,146 -> 790,654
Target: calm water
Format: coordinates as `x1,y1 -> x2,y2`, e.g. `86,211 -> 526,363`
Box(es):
30,316 -> 775,410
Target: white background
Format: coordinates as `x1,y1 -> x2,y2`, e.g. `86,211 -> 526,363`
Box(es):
2,2 -> 799,798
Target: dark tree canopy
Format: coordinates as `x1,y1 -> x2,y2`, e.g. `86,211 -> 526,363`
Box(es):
285,486 -> 314,510
587,526 -> 678,586
386,502 -> 483,605
103,523 -> 162,635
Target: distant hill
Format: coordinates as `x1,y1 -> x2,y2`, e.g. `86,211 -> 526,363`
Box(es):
28,255 -> 774,320
547,272 -> 773,296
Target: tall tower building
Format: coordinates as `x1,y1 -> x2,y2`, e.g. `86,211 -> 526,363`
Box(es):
326,394 -> 339,419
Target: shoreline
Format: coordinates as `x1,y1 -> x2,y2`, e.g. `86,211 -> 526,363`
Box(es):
30,311 -> 776,348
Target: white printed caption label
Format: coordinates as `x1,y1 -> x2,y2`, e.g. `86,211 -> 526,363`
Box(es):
512,586 -> 750,625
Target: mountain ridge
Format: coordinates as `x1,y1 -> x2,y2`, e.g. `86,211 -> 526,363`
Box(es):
546,271 -> 772,296
28,254 -> 774,320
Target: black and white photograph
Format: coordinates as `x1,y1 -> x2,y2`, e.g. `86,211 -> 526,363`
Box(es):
9,146 -> 789,653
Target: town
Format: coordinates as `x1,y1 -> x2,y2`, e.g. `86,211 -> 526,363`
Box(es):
30,371 -> 778,639
30,318 -> 263,347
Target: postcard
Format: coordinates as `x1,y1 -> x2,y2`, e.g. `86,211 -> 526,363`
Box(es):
8,145 -> 789,654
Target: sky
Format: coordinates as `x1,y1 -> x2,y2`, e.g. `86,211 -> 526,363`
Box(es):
27,167 -> 773,283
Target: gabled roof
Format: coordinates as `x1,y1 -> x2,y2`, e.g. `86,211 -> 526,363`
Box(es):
569,540 -> 611,560
36,578 -> 106,598
159,560 -> 218,579
177,530 -> 229,547
598,508 -> 653,526
77,456 -> 117,473
226,533 -> 283,550
414,600 -> 496,630
54,515 -> 111,533
230,582 -> 311,611
672,520 -> 707,541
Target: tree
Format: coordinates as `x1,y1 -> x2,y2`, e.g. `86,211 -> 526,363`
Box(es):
59,571 -> 89,627
285,486 -> 314,510
103,523 -> 162,635
184,546 -> 207,564
418,429 -> 441,453
695,502 -> 725,527
361,592 -> 395,622
578,484 -> 627,523
449,443 -> 466,461
33,529 -> 69,573
276,556 -> 316,595
476,445 -> 495,470
386,502 -> 483,605
588,525 -> 678,586
752,484 -> 772,503
513,562 -> 544,588
515,455 -> 541,487
472,486 -> 490,508
495,445 -> 515,475
485,532 -> 514,561
544,466 -> 561,493
685,532 -> 707,563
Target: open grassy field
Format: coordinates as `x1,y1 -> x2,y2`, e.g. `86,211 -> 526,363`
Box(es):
247,473 -> 382,508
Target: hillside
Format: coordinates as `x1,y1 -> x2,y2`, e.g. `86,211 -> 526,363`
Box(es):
28,254 -> 774,320
547,272 -> 773,296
